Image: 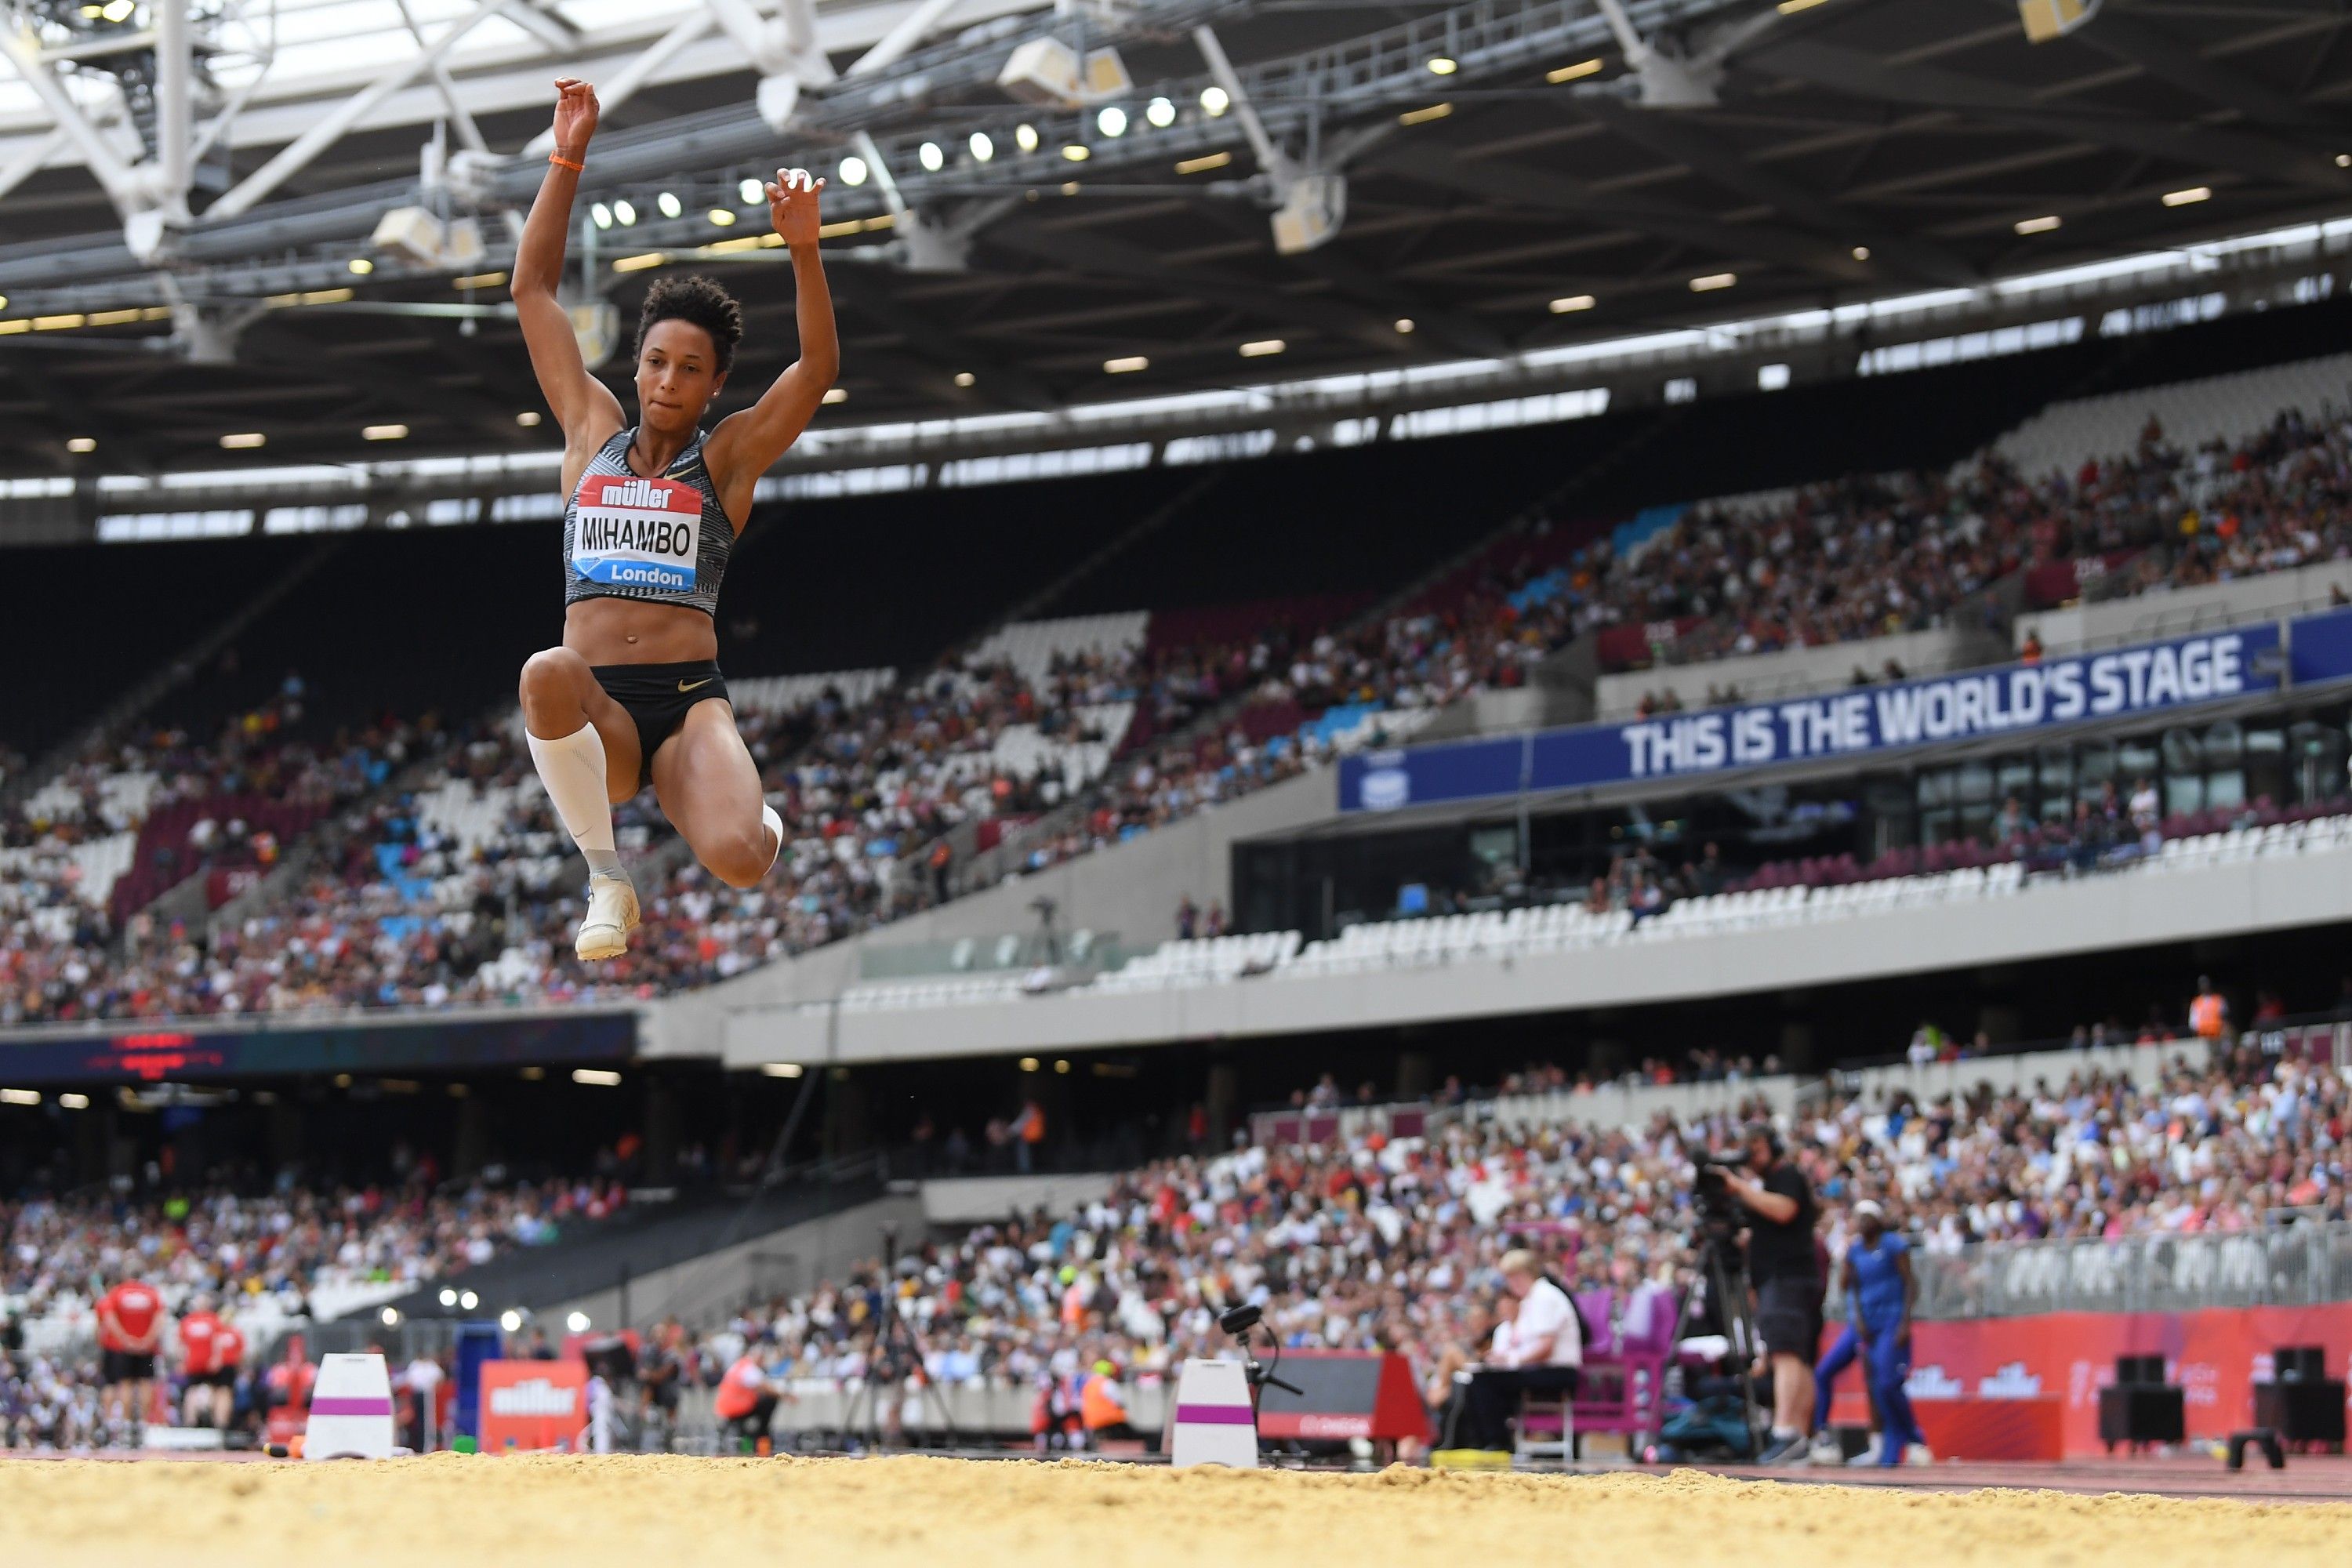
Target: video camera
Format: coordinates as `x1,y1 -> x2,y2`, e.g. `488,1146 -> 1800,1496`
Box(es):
1690,1152 -> 1750,1243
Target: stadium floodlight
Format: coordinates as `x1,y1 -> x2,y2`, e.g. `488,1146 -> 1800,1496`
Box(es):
459,1290 -> 479,1311
566,1312 -> 591,1333
612,200 -> 636,226
1426,56 -> 1457,74
99,0 -> 132,19
1551,294 -> 1596,314
499,1309 -> 523,1333
707,209 -> 735,226
761,1062 -> 805,1076
739,177 -> 764,205
838,156 -> 869,186
1201,85 -> 1229,117
822,388 -> 848,404
1014,123 -> 1040,153
1853,245 -> 1871,260
220,432 -> 265,448
1394,318 -> 1414,333
380,1307 -> 401,1327
590,202 -> 612,229
1690,272 -> 1737,292
1063,144 -> 1091,162
517,411 -> 542,427
1240,338 -> 1284,357
1098,106 -> 1127,137
657,191 -> 682,219
953,372 -> 976,387
572,1068 -> 622,1086
2015,214 -> 2062,234
1104,355 -> 1146,373
59,1092 -> 89,1109
2164,187 -> 2212,208
439,1288 -> 459,1307
67,437 -> 96,453
919,141 -> 945,171
1548,58 -> 1603,82
969,132 -> 994,162
348,258 -> 373,275
362,423 -> 408,441
1146,96 -> 1175,127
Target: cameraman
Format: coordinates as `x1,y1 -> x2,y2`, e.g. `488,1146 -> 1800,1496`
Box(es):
1718,1121 -> 1818,1464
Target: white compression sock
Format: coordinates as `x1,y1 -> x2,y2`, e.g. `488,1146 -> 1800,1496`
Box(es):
528,723 -> 628,881
760,801 -> 784,877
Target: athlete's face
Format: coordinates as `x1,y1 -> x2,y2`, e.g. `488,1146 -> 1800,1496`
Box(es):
636,318 -> 727,431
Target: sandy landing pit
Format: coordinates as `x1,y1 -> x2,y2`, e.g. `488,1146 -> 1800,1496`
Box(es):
3,1454 -> 2347,1568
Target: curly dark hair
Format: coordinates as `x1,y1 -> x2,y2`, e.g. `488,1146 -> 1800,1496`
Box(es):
636,274 -> 743,375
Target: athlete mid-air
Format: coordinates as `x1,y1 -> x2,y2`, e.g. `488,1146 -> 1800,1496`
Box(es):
513,77 -> 837,960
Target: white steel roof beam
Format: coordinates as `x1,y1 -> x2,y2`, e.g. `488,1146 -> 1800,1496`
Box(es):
0,31 -> 140,212
205,0 -> 515,218
520,5 -> 719,159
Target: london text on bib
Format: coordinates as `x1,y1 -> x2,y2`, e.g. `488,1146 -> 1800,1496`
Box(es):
574,474 -> 701,593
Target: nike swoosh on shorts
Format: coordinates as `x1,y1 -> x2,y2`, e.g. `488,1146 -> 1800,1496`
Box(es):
678,678 -> 713,692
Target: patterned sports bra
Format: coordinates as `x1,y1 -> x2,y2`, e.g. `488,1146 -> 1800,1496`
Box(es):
560,426 -> 735,618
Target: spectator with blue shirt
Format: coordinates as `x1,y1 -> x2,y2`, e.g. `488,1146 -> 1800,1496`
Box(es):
1842,1200 -> 1929,1467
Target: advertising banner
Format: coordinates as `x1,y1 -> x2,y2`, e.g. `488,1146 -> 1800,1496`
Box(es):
478,1359 -> 588,1454
0,1010 -> 636,1085
1828,1302 -> 2352,1457
1341,622 -> 2285,813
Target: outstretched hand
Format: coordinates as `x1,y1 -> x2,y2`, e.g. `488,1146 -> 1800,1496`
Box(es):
551,78 -> 600,155
767,167 -> 826,246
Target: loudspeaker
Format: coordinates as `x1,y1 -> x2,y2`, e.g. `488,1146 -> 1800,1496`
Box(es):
2115,1355 -> 2166,1386
2274,1346 -> 2328,1383
2253,1380 -> 2347,1446
2098,1385 -> 2184,1446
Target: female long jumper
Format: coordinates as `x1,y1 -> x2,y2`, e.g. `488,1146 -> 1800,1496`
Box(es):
513,78 -> 837,960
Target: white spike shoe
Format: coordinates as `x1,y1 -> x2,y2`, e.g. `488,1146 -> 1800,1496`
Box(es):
575,872 -> 640,961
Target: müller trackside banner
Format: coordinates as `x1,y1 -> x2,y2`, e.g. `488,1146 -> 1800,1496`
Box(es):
1340,619 -> 2302,814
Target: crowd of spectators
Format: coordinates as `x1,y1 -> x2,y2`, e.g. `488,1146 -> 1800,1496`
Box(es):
0,1167 -> 629,1448
1558,407 -> 2352,674
9,400 -> 2352,1023
666,1032 -> 2343,1449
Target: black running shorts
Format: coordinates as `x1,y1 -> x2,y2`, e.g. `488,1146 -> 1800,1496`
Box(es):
590,659 -> 731,789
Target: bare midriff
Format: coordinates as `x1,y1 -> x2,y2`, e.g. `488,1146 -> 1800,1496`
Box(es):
562,595 -> 718,666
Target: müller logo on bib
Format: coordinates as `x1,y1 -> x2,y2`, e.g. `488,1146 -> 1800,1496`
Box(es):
575,474 -> 702,593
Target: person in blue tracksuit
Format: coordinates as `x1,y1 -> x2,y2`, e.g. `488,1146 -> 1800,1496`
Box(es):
1842,1199 -> 1926,1465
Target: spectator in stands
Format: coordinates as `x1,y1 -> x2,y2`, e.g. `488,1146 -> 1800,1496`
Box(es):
1718,1122 -> 1819,1464
2190,976 -> 2230,1041
1175,896 -> 1196,940
1442,1250 -> 1581,1454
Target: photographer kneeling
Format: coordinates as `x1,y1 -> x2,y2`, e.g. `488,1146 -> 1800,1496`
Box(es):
1445,1250 -> 1582,1454
1717,1122 -> 1819,1465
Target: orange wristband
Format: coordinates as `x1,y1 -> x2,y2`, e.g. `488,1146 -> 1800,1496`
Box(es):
548,152 -> 584,172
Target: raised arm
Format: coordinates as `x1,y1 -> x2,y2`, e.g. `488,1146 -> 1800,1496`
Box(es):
706,168 -> 838,524
513,78 -> 624,451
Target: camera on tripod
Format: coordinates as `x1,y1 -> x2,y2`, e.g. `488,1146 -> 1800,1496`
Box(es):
1691,1152 -> 1750,1243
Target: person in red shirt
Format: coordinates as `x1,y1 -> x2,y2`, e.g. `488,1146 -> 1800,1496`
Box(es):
96,1274 -> 167,1438
177,1294 -> 245,1431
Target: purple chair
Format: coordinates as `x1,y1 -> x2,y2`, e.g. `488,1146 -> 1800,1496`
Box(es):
1563,1286 -> 1679,1456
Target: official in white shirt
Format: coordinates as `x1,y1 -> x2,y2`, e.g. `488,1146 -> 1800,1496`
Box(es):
1451,1249 -> 1583,1452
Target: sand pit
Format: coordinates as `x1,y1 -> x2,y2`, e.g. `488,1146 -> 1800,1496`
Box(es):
3,1454 -> 2347,1568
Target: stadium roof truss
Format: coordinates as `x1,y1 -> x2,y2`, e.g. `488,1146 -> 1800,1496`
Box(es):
0,0 -> 2349,477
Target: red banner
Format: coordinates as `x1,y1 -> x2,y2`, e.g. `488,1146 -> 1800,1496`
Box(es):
1595,616 -> 1704,672
478,1359 -> 587,1454
1828,1303 -> 2352,1456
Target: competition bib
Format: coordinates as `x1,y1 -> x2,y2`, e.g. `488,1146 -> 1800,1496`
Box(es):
572,473 -> 701,593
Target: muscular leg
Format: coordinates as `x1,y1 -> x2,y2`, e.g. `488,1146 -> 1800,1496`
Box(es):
521,648 -> 646,960
519,647 -> 642,804
650,701 -> 779,889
